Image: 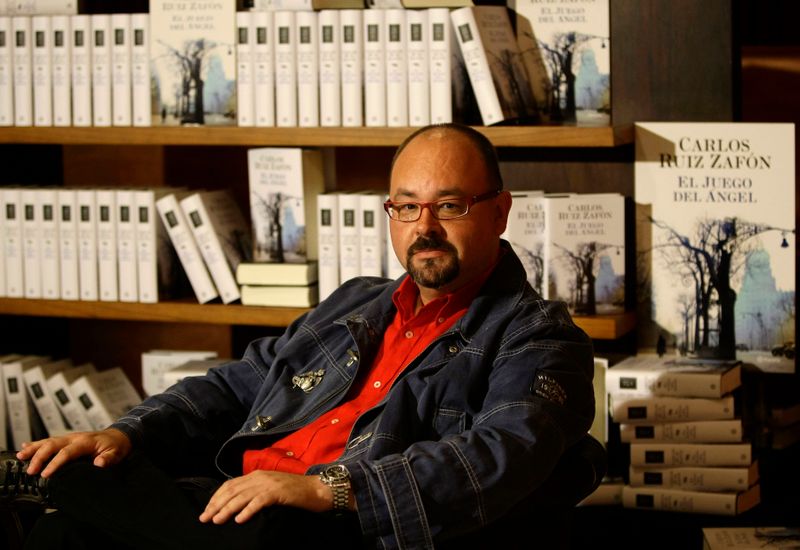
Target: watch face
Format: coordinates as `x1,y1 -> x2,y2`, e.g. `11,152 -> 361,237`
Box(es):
324,464 -> 349,483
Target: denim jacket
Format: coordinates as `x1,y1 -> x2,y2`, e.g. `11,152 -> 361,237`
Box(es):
113,243 -> 595,549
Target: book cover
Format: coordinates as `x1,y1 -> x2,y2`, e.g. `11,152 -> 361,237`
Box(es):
140,349 -> 218,397
156,192 -> 219,304
253,10 -> 276,127
240,283 -> 319,307
57,188 -> 79,300
111,13 -> 132,126
21,188 -> 42,298
384,8 -> 407,127
247,147 -> 325,264
635,122 -> 796,371
236,260 -> 318,286
296,9 -> 319,127
544,193 -> 625,315
629,461 -> 759,492
96,189 -> 118,301
610,395 -> 735,424
426,8 -> 451,124
150,0 -> 237,126
180,189 -> 252,304
70,367 -> 142,430
363,8 -> 385,127
23,358 -> 72,438
2,187 -> 24,297
90,13 -> 111,126
45,362 -> 96,432
318,9 -> 340,127
131,13 -> 151,127
236,10 -> 255,127
274,10 -> 297,127
339,8 -> 362,127
76,188 -> 98,301
0,16 -> 13,126
620,419 -> 744,444
450,6 -> 537,126
406,8 -> 429,127
31,15 -> 52,126
510,0 -> 610,126
50,14 -> 71,126
502,190 -> 546,296
69,14 -> 91,126
12,15 -> 32,126
38,187 -> 60,299
116,189 -> 138,302
628,442 -> 752,467
316,192 -> 339,300
622,484 -> 760,516
606,354 -> 742,399
6,1 -> 80,15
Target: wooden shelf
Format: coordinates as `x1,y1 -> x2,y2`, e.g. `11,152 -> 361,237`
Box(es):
0,298 -> 635,339
0,125 -> 633,148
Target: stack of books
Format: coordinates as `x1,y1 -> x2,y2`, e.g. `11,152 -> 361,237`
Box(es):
606,354 -> 762,516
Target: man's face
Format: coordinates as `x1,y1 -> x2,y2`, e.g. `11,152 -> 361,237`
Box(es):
388,131 -> 511,298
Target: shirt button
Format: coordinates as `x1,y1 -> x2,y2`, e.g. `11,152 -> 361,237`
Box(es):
286,451 -> 294,457
331,418 -> 339,424
405,330 -> 414,338
438,317 -> 445,323
373,381 -> 381,389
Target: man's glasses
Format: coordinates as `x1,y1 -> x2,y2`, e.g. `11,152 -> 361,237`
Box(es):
383,190 -> 501,222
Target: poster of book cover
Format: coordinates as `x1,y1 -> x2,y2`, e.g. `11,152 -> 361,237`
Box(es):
544,193 -> 625,315
510,0 -> 610,126
503,191 -> 546,297
247,147 -> 323,264
149,0 -> 237,126
635,122 -> 796,372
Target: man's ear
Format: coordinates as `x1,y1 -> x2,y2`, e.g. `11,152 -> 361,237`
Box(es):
494,191 -> 513,235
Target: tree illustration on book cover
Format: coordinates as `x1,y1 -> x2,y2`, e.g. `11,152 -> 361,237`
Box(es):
635,123 -> 796,372
149,0 -> 236,126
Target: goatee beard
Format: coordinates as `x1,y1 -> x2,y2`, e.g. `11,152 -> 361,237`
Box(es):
406,235 -> 460,289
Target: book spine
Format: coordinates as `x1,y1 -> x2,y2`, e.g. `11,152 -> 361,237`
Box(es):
111,13 -> 132,126
156,193 -> 219,304
90,14 -> 111,126
130,13 -> 150,127
31,15 -> 52,126
252,10 -> 275,127
629,442 -> 753,467
76,188 -> 98,301
274,10 -> 297,127
317,9 -> 340,127
619,419 -> 743,443
610,395 -> 735,424
21,188 -> 42,298
3,188 -> 24,297
629,464 -> 757,492
95,189 -> 119,301
621,485 -> 759,516
50,14 -> 71,126
57,188 -> 79,300
339,9 -> 362,127
385,192 -> 405,280
337,192 -> 360,283
38,187 -> 60,299
12,16 -> 33,126
3,361 -> 33,449
358,193 -> 385,277
607,367 -> 735,399
70,14 -> 91,126
7,1 -> 79,16
317,193 -> 339,301
47,371 -> 93,432
236,10 -> 255,127
384,8 -> 407,127
115,189 -> 138,303
0,16 -> 13,126
362,8 -> 385,127
24,367 -> 69,436
406,8 -> 429,127
133,189 -> 158,303
0,187 -> 5,296
295,10 -> 318,128
70,376 -> 115,431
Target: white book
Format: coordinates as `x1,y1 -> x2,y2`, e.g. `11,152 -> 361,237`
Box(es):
38,187 -> 60,299
2,355 -> 49,450
23,358 -> 72,437
134,187 -> 184,303
110,13 -> 132,126
274,10 -> 297,127
70,367 -> 142,430
140,349 -> 218,397
338,9 -> 362,127
622,484 -> 760,516
629,461 -> 759,492
12,16 -> 32,126
161,358 -> 229,388
247,147 -> 326,263
130,13 -> 150,127
362,8 -> 385,127
21,188 -> 42,298
0,354 -> 25,449
0,187 -> 5,296
236,261 -> 317,286
76,188 -> 98,300
501,190 -> 546,296
2,187 -> 24,297
317,192 -> 339,301
384,9 -> 406,127
426,8 -> 451,124
578,479 -> 624,507
358,192 -> 385,277
50,14 -> 71,126
31,15 -> 52,126
156,193 -> 219,304
252,10 -> 275,127
46,362 -> 96,432
115,189 -> 138,302
6,1 -> 79,15
0,16 -> 13,126
337,191 -> 360,283
703,527 -> 800,549
90,13 -> 111,126
70,14 -> 91,126
406,8 -> 428,127
180,190 -> 252,304
295,9 -> 318,128
620,419 -> 744,444
95,189 -> 118,301
629,442 -> 753,467
240,283 -> 319,307
250,0 -> 313,9
590,356 -> 609,445
317,9 -> 340,127
57,188 -> 79,300
610,394 -> 735,424
236,10 -> 255,127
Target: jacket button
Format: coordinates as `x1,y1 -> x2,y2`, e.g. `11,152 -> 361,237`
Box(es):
448,345 -> 458,354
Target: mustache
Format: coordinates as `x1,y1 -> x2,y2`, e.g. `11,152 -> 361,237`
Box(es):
407,235 -> 457,256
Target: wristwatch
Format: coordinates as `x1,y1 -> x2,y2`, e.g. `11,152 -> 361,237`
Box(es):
319,464 -> 351,511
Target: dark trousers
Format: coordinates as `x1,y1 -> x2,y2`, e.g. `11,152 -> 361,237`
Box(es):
24,453 -> 363,550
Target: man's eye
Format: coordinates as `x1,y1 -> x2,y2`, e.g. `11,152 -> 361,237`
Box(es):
439,201 -> 460,211
400,204 -> 419,211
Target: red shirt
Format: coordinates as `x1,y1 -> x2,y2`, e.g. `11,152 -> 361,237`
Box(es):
242,266 -> 494,475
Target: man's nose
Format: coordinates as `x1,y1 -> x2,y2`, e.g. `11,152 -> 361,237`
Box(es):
414,206 -> 444,234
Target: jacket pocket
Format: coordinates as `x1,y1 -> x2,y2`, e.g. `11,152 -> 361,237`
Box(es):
432,407 -> 466,437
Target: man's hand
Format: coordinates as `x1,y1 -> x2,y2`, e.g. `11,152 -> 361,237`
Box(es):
199,470 -> 333,525
16,428 -> 133,478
